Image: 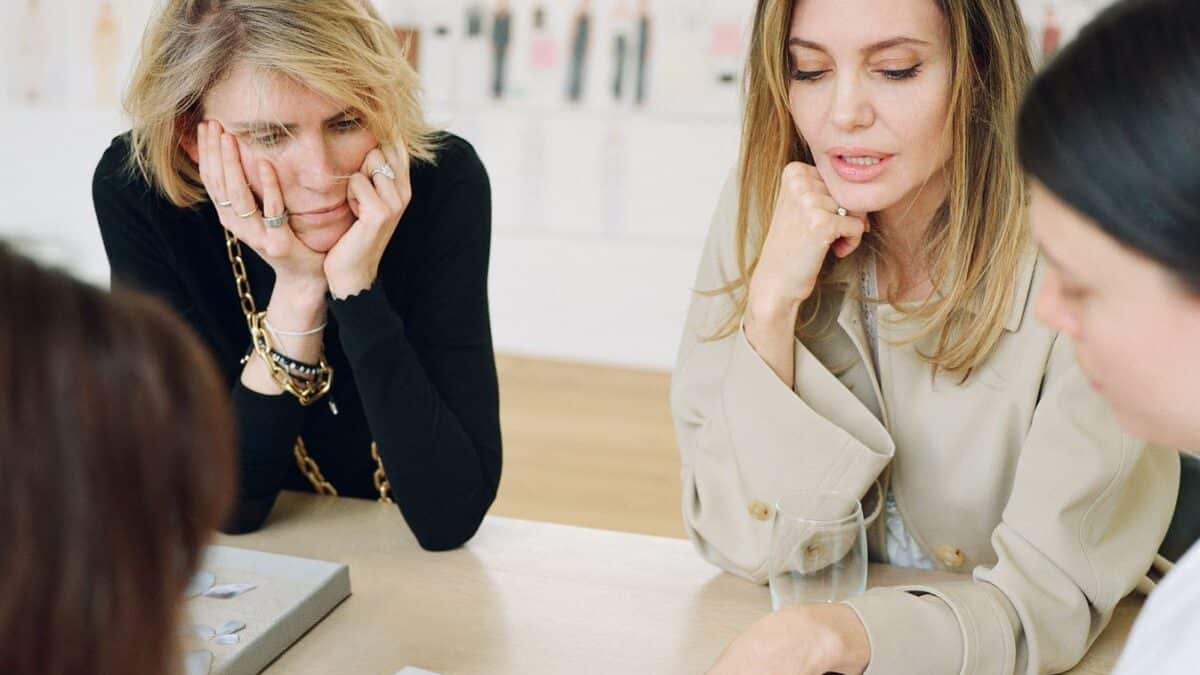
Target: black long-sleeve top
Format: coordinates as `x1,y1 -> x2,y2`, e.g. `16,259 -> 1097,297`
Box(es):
92,132 -> 502,550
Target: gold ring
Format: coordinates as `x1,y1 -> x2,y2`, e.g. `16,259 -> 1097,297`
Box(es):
236,206 -> 259,219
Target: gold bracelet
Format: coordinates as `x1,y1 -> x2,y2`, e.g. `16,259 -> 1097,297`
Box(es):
249,311 -> 333,406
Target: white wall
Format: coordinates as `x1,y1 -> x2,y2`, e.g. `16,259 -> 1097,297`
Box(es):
432,105 -> 738,368
0,108 -> 124,285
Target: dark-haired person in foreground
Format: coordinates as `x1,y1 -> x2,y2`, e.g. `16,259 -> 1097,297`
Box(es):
0,243 -> 235,675
1018,0 -> 1199,672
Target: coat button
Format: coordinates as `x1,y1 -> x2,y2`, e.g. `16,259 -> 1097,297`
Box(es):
749,501 -> 771,521
935,545 -> 966,570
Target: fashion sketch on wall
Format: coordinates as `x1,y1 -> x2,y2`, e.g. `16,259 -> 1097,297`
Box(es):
566,0 -> 591,103
491,0 -> 512,98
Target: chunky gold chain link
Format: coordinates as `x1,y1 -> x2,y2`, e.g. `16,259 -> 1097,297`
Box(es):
249,310 -> 334,406
293,437 -> 338,496
371,442 -> 392,502
225,229 -> 393,504
223,228 -> 260,332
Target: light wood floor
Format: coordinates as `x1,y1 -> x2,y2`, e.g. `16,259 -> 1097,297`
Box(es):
489,355 -> 687,539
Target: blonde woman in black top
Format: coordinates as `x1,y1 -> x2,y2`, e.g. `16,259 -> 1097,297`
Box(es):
94,0 -> 501,548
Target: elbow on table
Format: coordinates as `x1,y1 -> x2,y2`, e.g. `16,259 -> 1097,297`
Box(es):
705,551 -> 770,585
686,523 -> 770,584
406,487 -> 497,552
409,510 -> 488,551
219,513 -> 268,536
411,520 -> 483,552
218,498 -> 275,535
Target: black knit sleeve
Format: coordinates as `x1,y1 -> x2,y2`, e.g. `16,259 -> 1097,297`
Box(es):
91,141 -> 192,315
328,143 -> 502,550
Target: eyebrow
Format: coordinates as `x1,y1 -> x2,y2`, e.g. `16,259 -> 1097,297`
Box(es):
787,36 -> 931,54
228,109 -> 358,133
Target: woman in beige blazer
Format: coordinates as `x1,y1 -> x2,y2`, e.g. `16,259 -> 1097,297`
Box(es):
673,1 -> 1181,673
1019,1 -> 1200,672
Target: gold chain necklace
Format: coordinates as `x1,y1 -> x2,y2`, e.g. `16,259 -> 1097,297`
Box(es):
224,229 -> 393,504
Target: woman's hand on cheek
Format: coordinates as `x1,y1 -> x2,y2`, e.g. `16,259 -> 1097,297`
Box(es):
255,158 -> 327,289
324,143 -> 412,299
706,603 -> 871,675
197,121 -> 327,300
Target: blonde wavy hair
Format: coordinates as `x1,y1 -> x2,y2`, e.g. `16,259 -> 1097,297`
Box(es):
124,0 -> 438,207
716,0 -> 1033,376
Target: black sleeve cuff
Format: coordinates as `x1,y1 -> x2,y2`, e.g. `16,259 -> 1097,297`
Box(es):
327,280 -> 407,362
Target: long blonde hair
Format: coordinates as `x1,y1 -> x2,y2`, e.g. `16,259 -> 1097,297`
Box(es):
124,0 -> 438,207
717,0 -> 1033,376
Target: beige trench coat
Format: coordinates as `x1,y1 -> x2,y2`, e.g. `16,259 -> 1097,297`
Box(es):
671,174 -> 1181,674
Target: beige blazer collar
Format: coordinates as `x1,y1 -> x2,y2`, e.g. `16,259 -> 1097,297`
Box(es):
834,246 -> 1040,338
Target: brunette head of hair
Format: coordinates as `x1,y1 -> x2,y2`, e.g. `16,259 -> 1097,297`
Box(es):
1018,0 -> 1200,293
0,243 -> 235,675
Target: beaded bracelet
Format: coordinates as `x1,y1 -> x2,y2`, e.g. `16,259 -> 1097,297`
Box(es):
244,346 -> 321,380
269,350 -> 323,380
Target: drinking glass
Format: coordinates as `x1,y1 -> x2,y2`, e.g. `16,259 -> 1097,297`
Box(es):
768,490 -> 868,610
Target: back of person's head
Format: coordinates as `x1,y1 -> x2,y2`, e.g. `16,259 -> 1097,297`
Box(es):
0,244 -> 235,675
124,0 -> 437,207
1018,0 -> 1200,291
